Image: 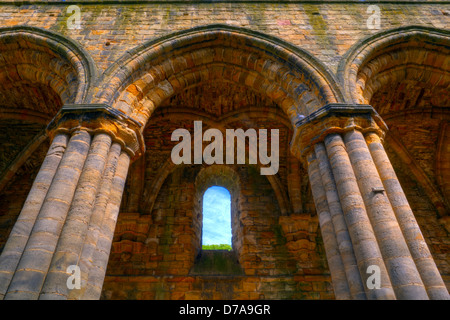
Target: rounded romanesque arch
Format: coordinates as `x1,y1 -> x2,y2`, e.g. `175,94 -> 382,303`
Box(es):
94,24 -> 343,127
339,25 -> 449,110
0,26 -> 96,109
0,26 -> 97,179
338,26 -> 450,291
0,26 -> 97,252
99,25 -> 329,300
338,26 -> 450,216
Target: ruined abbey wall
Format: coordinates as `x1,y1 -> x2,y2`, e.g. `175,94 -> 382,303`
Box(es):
0,1 -> 448,300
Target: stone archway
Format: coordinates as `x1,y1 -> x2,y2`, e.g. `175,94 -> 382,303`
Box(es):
0,26 -> 97,197
339,26 -> 450,217
94,24 -> 343,127
0,26 -> 98,300
98,25 -> 337,300
324,25 -> 450,299
1,22 -> 448,301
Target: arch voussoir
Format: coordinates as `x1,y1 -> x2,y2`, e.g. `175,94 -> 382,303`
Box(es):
94,25 -> 341,128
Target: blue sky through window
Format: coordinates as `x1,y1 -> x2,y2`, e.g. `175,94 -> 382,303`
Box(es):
202,186 -> 231,246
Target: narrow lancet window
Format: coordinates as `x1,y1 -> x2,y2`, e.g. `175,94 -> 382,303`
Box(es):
202,186 -> 232,250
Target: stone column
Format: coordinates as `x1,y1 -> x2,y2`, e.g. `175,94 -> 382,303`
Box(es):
291,104 -> 449,300
323,132 -> 395,299
314,142 -> 367,300
0,104 -> 144,300
38,132 -> 113,299
77,150 -> 130,300
366,132 -> 450,300
3,130 -> 92,300
0,133 -> 69,299
307,150 -> 352,300
66,142 -> 123,299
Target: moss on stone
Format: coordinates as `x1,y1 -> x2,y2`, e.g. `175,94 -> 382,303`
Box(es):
190,250 -> 244,276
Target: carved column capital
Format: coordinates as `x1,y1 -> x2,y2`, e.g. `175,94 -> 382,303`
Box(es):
47,104 -> 145,161
290,104 -> 388,160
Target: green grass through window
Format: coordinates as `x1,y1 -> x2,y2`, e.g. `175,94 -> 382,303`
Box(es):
202,244 -> 232,251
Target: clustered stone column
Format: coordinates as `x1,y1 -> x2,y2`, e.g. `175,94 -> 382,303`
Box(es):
292,104 -> 449,300
0,104 -> 143,300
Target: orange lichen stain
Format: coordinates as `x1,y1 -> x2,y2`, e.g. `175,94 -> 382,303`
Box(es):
92,30 -> 108,35
415,233 -> 424,241
126,84 -> 141,97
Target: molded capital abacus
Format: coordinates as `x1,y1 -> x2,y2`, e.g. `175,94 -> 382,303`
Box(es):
47,104 -> 145,162
290,104 -> 388,161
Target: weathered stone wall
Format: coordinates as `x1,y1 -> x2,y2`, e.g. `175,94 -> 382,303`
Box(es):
96,97 -> 338,298
0,2 -> 447,74
102,163 -> 332,300
0,139 -> 49,251
0,1 -> 448,300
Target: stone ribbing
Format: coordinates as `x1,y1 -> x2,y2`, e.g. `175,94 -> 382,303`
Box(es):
97,25 -> 342,129
339,26 -> 450,107
0,133 -> 69,299
366,132 -> 450,300
4,130 -> 91,300
0,26 -> 97,105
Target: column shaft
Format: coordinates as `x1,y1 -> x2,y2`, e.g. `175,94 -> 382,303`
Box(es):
307,151 -> 352,300
314,142 -> 367,299
324,133 -> 395,299
292,104 -> 448,300
39,133 -> 113,299
343,130 -> 428,299
67,142 -> 122,300
4,130 -> 91,300
81,151 -> 130,299
1,103 -> 143,300
0,133 -> 69,298
366,132 -> 450,300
